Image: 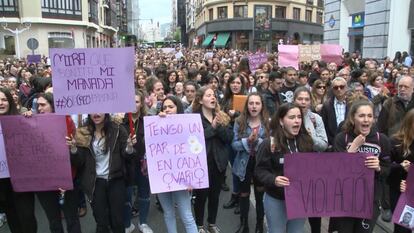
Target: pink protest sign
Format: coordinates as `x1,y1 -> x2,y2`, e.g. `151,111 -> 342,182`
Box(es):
284,153 -> 375,219
144,114 -> 209,194
50,47 -> 136,114
0,115 -> 73,192
392,168 -> 414,230
278,45 -> 299,69
321,44 -> 343,65
0,123 -> 9,178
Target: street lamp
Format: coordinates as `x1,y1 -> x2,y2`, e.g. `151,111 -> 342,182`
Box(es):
1,17 -> 31,59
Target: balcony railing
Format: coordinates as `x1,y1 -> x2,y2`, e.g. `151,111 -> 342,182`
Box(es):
0,0 -> 19,17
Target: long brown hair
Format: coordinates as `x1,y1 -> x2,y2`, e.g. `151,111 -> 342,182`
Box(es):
269,103 -> 313,153
192,86 -> 230,126
235,93 -> 270,139
393,109 -> 414,157
341,100 -> 373,133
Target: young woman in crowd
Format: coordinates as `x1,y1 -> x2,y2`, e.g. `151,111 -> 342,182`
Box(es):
156,96 -> 198,233
0,87 -> 37,233
310,79 -> 327,114
25,92 -> 82,233
135,73 -> 147,92
207,74 -> 223,102
384,68 -> 400,96
390,109 -> 414,233
165,70 -> 178,95
221,73 -> 247,212
231,93 -> 269,233
192,86 -> 233,233
255,103 -> 314,233
332,100 -> 391,233
220,71 -> 231,92
9,89 -> 27,114
121,89 -> 153,233
293,87 -> 328,233
366,71 -> 389,119
69,112 -> 136,233
145,77 -> 166,115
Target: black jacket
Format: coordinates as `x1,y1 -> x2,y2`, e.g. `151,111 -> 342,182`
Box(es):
389,138 -> 414,206
255,139 -> 286,200
201,113 -> 233,173
321,97 -> 348,146
334,130 -> 391,203
71,122 -> 133,201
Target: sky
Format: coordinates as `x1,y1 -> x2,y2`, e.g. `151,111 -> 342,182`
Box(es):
138,0 -> 172,26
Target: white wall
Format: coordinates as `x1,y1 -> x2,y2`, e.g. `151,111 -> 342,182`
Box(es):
339,1 -> 350,52
387,0 -> 411,57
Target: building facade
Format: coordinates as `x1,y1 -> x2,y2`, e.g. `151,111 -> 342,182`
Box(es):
324,0 -> 413,59
190,0 -> 324,51
0,0 -> 127,59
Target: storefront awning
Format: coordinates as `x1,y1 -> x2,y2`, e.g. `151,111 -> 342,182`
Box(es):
214,32 -> 230,48
202,34 -> 215,47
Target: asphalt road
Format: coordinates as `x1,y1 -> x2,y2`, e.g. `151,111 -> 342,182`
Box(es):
0,174 -> 394,233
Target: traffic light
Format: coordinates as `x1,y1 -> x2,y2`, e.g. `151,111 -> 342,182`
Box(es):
121,35 -> 126,40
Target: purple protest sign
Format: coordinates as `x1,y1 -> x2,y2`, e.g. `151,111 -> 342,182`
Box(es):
392,194 -> 414,229
278,45 -> 299,69
284,153 -> 375,219
50,47 -> 136,114
321,44 -> 342,65
406,167 -> 414,206
248,53 -> 268,73
144,114 -> 209,194
0,115 -> 73,192
0,123 -> 10,178
27,54 -> 41,64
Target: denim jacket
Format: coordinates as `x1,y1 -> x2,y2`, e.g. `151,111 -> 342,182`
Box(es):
231,121 -> 266,181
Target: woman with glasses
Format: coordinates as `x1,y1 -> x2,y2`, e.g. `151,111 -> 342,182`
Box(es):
310,80 -> 327,114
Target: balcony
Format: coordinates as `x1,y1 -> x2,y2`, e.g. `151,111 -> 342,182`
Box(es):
42,0 -> 82,20
0,0 -> 19,17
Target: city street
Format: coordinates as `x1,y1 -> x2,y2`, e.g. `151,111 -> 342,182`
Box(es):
0,173 -> 394,233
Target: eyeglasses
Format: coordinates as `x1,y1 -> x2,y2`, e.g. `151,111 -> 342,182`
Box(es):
316,86 -> 326,89
333,85 -> 346,90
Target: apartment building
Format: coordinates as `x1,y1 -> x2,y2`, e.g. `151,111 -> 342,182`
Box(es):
189,0 -> 324,51
0,0 -> 127,58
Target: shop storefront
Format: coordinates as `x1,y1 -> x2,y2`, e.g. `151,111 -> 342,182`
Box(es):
235,32 -> 249,50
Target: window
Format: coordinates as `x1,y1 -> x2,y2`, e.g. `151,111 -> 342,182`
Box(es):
275,6 -> 286,19
306,0 -> 314,5
209,8 -> 213,21
42,0 -> 82,20
0,0 -> 19,16
305,10 -> 312,22
88,0 -> 98,24
48,32 -> 75,49
317,0 -> 324,7
234,5 -> 247,18
217,6 -> 227,19
293,7 -> 301,20
317,11 -> 323,24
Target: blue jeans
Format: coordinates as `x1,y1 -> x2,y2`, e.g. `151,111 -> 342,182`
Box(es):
263,193 -> 305,233
158,190 -> 197,233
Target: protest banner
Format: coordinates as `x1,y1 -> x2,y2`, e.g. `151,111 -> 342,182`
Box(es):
27,54 -> 41,64
160,48 -> 175,54
248,53 -> 268,73
284,153 -> 375,219
321,44 -> 342,65
0,123 -> 9,178
50,47 -> 135,114
298,45 -> 321,63
278,45 -> 299,69
0,115 -> 73,192
392,168 -> 414,230
144,114 -> 209,194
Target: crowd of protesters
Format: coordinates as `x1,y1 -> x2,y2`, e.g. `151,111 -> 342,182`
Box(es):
0,47 -> 413,233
